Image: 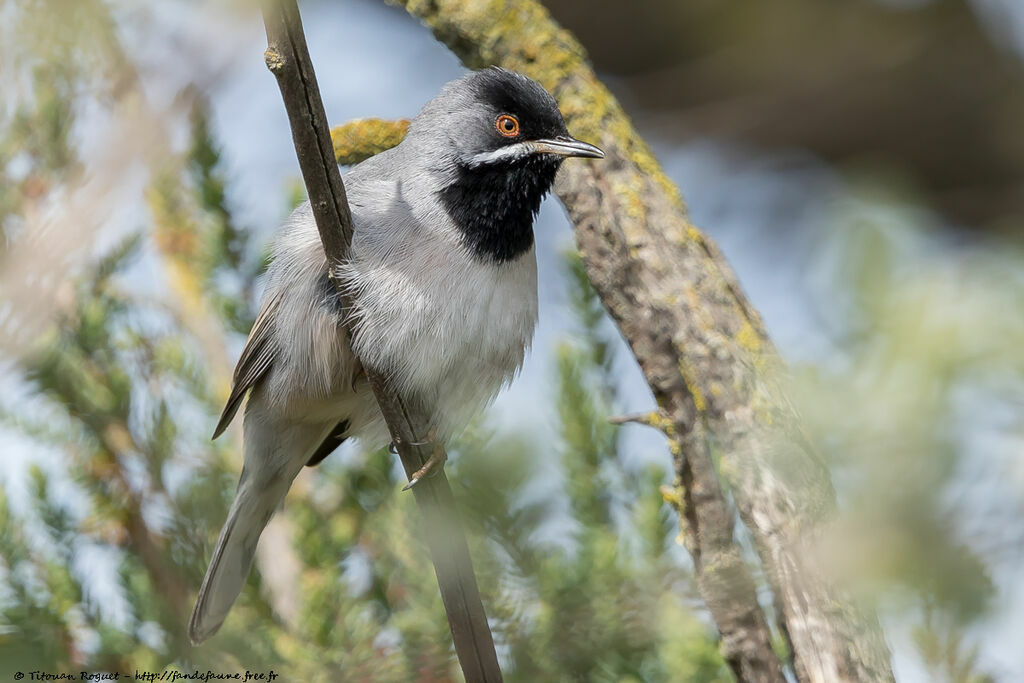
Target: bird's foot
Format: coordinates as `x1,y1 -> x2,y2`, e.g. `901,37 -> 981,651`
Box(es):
400,429 -> 447,491
389,429 -> 436,454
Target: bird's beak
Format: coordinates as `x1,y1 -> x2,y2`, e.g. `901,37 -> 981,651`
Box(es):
531,136 -> 605,159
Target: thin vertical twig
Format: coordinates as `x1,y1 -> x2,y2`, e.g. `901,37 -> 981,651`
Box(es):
260,2 -> 502,680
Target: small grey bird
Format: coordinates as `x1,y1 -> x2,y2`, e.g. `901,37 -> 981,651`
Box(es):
188,67 -> 603,644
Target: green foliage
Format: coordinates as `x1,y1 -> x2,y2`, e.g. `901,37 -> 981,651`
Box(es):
148,98 -> 265,334
0,229 -> 238,670
913,608 -> 995,683
0,62 -> 78,239
0,0 -> 130,239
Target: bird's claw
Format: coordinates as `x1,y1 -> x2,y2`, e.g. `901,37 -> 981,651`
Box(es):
389,435 -> 431,455
400,429 -> 447,491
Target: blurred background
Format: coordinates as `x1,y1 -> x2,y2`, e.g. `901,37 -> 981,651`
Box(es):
1,0 -> 1023,680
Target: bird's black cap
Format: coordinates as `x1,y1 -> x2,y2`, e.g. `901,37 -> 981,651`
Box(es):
469,68 -> 568,144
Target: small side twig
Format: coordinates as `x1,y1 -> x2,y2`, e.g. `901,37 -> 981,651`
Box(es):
608,411 -> 662,426
260,2 -> 502,680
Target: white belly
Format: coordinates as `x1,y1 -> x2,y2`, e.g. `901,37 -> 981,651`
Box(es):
347,241 -> 539,438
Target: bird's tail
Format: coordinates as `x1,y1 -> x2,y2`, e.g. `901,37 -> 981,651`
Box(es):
189,414 -> 327,645
188,472 -> 283,644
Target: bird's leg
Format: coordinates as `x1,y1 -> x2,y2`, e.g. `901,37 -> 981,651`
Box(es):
400,428 -> 447,491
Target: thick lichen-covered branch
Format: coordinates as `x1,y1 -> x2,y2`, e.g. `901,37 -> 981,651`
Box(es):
331,118 -> 409,166
391,0 -> 894,681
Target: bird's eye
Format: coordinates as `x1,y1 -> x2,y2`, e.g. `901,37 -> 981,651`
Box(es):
495,114 -> 520,138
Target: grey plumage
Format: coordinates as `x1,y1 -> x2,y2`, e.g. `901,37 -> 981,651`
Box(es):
189,68 -> 603,645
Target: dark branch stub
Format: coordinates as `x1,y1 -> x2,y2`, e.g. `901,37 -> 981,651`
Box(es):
260,1 -> 503,681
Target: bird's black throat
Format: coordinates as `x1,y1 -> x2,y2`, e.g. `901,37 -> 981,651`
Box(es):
440,155 -> 562,264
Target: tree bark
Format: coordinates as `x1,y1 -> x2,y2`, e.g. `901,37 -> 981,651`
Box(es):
391,0 -> 894,680
262,2 -> 502,680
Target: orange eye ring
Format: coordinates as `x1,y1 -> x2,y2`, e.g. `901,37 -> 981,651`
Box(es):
495,114 -> 520,137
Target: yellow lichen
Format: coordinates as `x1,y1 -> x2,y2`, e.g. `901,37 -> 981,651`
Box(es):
648,411 -> 676,435
330,118 -> 410,166
678,359 -> 707,413
735,320 -> 763,354
264,47 -> 284,72
685,225 -> 705,246
690,385 -> 707,413
659,484 -> 683,509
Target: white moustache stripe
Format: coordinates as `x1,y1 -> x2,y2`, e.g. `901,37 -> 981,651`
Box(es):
467,142 -> 536,167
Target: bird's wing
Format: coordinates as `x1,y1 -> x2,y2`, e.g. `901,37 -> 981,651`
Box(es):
306,419 -> 350,467
211,292 -> 283,439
